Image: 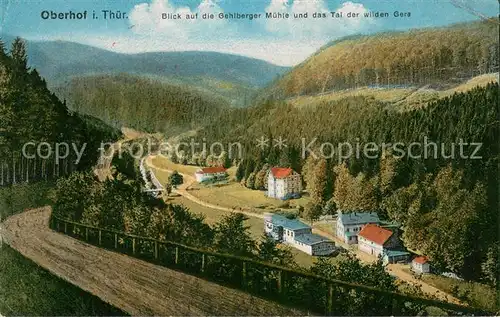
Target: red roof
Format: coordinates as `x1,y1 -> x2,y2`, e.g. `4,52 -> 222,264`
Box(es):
413,256 -> 428,264
358,224 -> 393,246
197,166 -> 226,174
270,167 -> 293,179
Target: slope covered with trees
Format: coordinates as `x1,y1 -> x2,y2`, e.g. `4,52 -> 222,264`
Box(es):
192,82 -> 499,286
0,37 -> 120,186
56,74 -> 230,135
265,20 -> 498,98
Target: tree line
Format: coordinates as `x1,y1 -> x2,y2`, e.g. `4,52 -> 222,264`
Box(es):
0,37 -> 119,186
55,74 -> 230,135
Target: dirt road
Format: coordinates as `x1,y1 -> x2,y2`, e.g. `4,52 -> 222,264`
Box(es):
146,156 -> 462,305
2,207 -> 303,316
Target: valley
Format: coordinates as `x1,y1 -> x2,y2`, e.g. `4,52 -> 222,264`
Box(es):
1,15 -> 499,317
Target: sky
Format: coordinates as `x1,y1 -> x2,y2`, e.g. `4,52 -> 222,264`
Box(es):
0,0 -> 498,66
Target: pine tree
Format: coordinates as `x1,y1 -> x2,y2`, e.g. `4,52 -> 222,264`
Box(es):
245,172 -> 256,189
10,37 -> 28,70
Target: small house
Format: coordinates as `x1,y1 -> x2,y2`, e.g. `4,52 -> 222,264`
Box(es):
412,256 -> 430,273
357,224 -> 400,258
194,166 -> 227,183
336,211 -> 380,244
264,213 -> 335,256
294,233 -> 336,256
264,213 -> 311,243
382,250 -> 411,264
267,167 -> 302,200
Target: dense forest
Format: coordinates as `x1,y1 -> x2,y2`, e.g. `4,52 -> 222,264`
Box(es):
265,20 -> 498,98
56,74 -> 230,135
187,82 -> 499,286
0,37 -> 119,186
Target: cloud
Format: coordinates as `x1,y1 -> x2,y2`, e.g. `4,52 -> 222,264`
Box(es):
128,0 -> 227,38
263,0 -> 375,40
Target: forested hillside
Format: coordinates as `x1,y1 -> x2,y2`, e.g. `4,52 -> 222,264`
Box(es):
191,83 -> 499,285
56,74 -> 229,134
0,37 -> 120,185
265,20 -> 498,98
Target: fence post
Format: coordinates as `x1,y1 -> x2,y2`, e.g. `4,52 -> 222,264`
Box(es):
132,238 -> 136,254
242,261 -> 247,289
175,246 -> 179,265
98,230 -> 102,245
282,271 -> 287,296
154,241 -> 158,260
56,220 -> 60,232
85,227 -> 88,241
327,284 -> 333,315
201,254 -> 205,273
277,269 -> 283,293
64,222 -> 67,234
391,297 -> 400,316
114,233 -> 118,249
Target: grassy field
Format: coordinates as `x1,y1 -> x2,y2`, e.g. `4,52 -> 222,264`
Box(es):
419,272 -> 499,312
189,182 -> 310,212
0,245 -> 127,316
0,182 -> 54,220
150,155 -> 311,212
287,73 -> 499,111
164,195 -> 317,268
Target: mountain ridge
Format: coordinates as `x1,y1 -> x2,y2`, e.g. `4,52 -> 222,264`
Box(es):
0,35 -> 289,89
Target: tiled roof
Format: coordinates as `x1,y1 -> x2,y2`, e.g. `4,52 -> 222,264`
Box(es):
196,166 -> 226,174
295,233 -> 333,246
270,167 -> 293,179
413,256 -> 429,264
358,224 -> 393,246
339,211 -> 380,225
269,214 -> 310,231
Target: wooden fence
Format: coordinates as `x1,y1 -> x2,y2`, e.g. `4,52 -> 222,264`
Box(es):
49,215 -> 491,316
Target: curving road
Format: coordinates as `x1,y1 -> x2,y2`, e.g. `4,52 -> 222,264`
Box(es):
2,207 -> 304,316
146,155 -> 462,305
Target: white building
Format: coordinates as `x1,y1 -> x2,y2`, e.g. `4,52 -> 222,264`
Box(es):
357,224 -> 399,258
264,213 -> 335,256
294,233 -> 337,256
336,211 -> 380,244
267,167 -> 302,200
412,256 -> 430,273
194,166 -> 227,183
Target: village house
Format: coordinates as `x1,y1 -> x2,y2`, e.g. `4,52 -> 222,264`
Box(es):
264,213 -> 335,256
336,211 -> 380,244
267,167 -> 302,200
194,166 -> 228,183
357,224 -> 402,259
412,256 -> 430,273
382,250 -> 411,264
